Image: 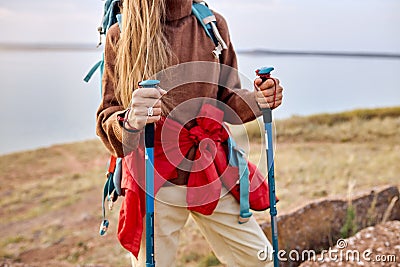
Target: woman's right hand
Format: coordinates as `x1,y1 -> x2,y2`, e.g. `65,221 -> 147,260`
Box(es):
126,87 -> 166,130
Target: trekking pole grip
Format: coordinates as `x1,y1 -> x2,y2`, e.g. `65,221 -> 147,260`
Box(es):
255,67 -> 275,123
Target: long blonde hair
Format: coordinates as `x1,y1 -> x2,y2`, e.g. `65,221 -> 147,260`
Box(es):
115,0 -> 171,108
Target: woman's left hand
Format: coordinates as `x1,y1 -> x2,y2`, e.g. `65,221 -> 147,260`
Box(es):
254,78 -> 283,109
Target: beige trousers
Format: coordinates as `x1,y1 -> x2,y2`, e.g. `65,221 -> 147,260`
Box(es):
131,185 -> 273,267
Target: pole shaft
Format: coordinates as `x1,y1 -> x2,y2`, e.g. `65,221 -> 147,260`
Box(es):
140,81 -> 159,267
264,118 -> 279,266
145,123 -> 155,267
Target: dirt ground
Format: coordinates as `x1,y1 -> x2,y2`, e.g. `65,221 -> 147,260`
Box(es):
1,108 -> 399,267
300,221 -> 400,266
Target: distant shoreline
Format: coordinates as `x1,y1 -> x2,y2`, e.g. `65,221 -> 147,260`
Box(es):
1,43 -> 400,59
0,43 -> 99,52
237,49 -> 400,59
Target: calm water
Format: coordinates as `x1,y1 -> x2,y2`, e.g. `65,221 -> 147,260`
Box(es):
0,50 -> 399,155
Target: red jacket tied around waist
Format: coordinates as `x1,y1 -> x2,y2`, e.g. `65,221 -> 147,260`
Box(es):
118,104 -> 273,258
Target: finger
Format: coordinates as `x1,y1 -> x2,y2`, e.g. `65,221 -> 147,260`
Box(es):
254,78 -> 272,90
256,88 -> 275,98
131,97 -> 160,109
131,106 -> 148,116
150,107 -> 162,116
146,115 -> 161,124
257,84 -> 284,97
153,100 -> 162,109
263,95 -> 282,103
133,88 -> 162,99
272,99 -> 282,109
258,79 -> 278,91
129,115 -> 161,129
262,77 -> 280,86
273,93 -> 283,101
254,78 -> 263,89
157,87 -> 167,95
256,93 -> 283,105
131,105 -> 161,115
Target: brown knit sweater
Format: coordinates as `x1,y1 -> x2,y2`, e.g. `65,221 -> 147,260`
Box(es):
96,0 -> 262,159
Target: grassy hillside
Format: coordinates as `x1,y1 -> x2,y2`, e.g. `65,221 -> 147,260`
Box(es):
245,106 -> 400,213
1,106 -> 399,267
246,106 -> 400,143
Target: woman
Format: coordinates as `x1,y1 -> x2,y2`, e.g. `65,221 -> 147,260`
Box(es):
96,0 -> 284,266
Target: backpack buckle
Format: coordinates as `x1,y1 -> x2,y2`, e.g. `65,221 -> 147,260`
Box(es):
234,146 -> 246,158
212,44 -> 223,59
108,195 -> 114,211
97,26 -> 104,47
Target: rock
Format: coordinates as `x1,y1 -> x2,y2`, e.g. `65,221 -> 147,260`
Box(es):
262,185 -> 400,266
300,221 -> 400,266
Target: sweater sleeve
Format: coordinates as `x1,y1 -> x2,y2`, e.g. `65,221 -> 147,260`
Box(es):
214,13 -> 262,124
96,24 -> 141,157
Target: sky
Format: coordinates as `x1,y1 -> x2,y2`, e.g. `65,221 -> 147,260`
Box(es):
0,0 -> 399,154
0,0 -> 399,53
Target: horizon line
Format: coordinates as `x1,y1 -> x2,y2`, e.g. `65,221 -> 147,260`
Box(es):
1,42 -> 400,59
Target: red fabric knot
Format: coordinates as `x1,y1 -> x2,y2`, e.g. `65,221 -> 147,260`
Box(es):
188,126 -> 205,145
117,104 -> 275,257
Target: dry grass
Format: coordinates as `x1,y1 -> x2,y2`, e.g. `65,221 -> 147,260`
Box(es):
0,107 -> 399,266
246,106 -> 400,143
248,142 -> 400,215
0,140 -> 108,223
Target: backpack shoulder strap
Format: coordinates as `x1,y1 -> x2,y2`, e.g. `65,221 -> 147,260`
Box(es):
85,1 -> 228,82
192,2 -> 217,44
100,0 -> 121,38
84,0 -> 121,83
191,1 -> 228,59
116,14 -> 122,31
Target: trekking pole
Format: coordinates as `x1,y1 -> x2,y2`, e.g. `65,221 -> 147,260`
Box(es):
138,79 -> 160,267
255,67 -> 279,267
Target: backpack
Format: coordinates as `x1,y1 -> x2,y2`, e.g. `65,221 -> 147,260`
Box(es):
84,0 -> 251,236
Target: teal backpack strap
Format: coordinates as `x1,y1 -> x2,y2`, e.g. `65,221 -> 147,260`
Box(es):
116,14 -> 122,30
86,1 -> 225,83
100,0 -> 121,37
84,1 -> 121,84
84,17 -> 122,84
84,60 -> 102,83
237,149 -> 252,224
228,137 -> 252,224
100,172 -> 114,236
192,1 -> 228,59
99,157 -> 123,236
192,2 -> 217,43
